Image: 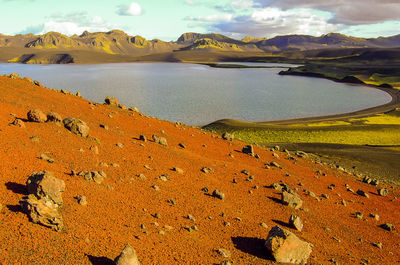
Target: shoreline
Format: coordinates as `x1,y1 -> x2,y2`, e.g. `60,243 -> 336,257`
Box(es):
205,71 -> 400,127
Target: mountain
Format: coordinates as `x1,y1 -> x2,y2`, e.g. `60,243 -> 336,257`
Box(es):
1,30 -> 400,63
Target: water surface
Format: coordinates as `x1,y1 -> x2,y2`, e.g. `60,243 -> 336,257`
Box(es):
0,63 -> 391,125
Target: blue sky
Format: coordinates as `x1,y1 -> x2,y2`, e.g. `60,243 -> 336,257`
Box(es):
1,0 -> 399,40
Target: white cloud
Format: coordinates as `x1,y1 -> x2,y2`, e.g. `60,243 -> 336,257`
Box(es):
187,7 -> 341,38
230,0 -> 254,9
117,2 -> 142,16
19,12 -> 121,36
185,0 -> 195,5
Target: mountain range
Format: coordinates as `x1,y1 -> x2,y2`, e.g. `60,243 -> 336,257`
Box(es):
0,30 -> 399,63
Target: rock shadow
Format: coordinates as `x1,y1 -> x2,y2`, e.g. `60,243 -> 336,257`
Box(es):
6,204 -> 23,213
231,236 -> 272,260
271,219 -> 292,229
5,182 -> 28,195
267,196 -> 282,205
87,255 -> 114,265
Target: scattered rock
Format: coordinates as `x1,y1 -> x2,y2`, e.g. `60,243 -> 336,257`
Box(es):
295,151 -> 308,158
20,194 -> 64,231
9,118 -> 25,128
139,135 -> 147,142
27,109 -> 47,123
75,195 -> 87,206
104,96 -> 119,106
216,249 -> 231,258
9,73 -> 19,79
222,132 -> 234,141
33,80 -> 42,86
357,190 -> 369,198
371,242 -> 383,249
187,214 -> 195,222
281,191 -> 303,209
39,154 -> 55,163
152,134 -> 168,146
355,212 -> 363,219
46,112 -> 62,123
63,117 -> 89,137
270,162 -> 282,169
289,214 -> 304,231
380,223 -> 395,232
260,222 -> 269,229
129,106 -> 139,112
265,226 -> 312,264
114,244 -> 141,265
212,189 -> 225,200
178,143 -> 186,148
242,145 -> 254,156
26,171 -> 65,206
201,167 -> 212,174
172,167 -> 184,174
378,188 -> 389,197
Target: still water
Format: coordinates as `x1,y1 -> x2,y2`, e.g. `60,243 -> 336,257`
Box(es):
0,63 -> 392,125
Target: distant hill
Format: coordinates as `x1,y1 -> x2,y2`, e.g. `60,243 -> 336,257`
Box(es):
0,30 -> 399,63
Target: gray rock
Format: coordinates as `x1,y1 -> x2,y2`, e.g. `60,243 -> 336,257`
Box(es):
281,191 -> 303,209
212,189 -> 225,200
216,249 -> 231,258
289,214 -> 303,231
104,96 -> 119,106
380,223 -> 395,232
265,226 -> 312,264
242,145 -> 254,156
63,117 -> 89,137
9,118 -> 25,128
27,109 -> 47,123
26,171 -> 65,207
152,134 -> 168,146
222,132 -> 234,141
20,195 -> 63,231
357,190 -> 369,198
114,244 -> 141,265
75,195 -> 87,206
378,188 -> 389,197
46,112 -> 62,123
201,167 -> 212,174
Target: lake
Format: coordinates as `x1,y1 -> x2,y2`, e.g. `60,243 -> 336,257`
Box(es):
0,63 -> 392,125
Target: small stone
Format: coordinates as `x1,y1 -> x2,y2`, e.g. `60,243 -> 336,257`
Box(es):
75,195 -> 87,206
260,222 -> 268,229
212,189 -> 225,200
380,223 -> 395,232
355,212 -> 363,219
281,191 -> 303,209
357,190 -> 369,198
138,174 -> 146,180
152,134 -> 168,146
216,249 -> 231,258
154,213 -> 161,219
270,161 -> 282,168
139,135 -> 146,142
116,142 -> 124,148
289,214 -> 304,231
100,124 -> 109,130
172,167 -> 184,174
222,132 -> 234,141
187,214 -> 195,222
114,244 -> 141,265
27,109 -> 47,123
265,226 -> 312,264
321,194 -> 329,199
63,117 -> 89,137
242,145 -> 254,156
369,213 -> 380,221
178,143 -> 186,148
378,188 -> 389,197
46,112 -> 62,123
9,118 -> 26,128
372,242 -> 383,249
152,185 -> 160,191
201,167 -> 212,174
104,96 -> 119,106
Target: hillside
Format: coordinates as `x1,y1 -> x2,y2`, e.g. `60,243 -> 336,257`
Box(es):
0,74 -> 399,264
0,30 -> 400,64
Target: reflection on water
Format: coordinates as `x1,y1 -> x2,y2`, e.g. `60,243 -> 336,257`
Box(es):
0,63 -> 391,125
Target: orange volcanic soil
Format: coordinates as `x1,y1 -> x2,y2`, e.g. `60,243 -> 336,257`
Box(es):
0,75 -> 399,264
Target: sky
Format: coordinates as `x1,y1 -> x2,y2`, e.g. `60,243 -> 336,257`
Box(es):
1,0 -> 399,41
